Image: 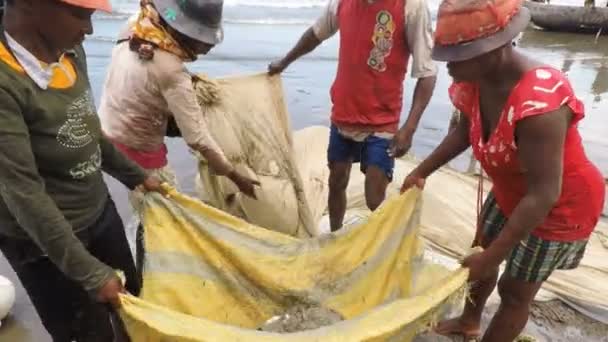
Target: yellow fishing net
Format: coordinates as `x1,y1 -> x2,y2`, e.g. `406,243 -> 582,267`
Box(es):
118,187 -> 469,341
112,73 -> 471,340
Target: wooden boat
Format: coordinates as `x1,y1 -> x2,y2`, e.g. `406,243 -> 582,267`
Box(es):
524,0 -> 608,33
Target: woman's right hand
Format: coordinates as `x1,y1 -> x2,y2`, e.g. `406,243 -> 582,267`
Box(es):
400,171 -> 426,193
96,276 -> 125,309
229,171 -> 261,199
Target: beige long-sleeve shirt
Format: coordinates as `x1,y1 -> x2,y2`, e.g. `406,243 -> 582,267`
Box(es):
312,0 -> 437,79
99,42 -> 232,175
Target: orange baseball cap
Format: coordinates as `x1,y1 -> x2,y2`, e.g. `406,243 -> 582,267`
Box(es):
60,0 -> 112,12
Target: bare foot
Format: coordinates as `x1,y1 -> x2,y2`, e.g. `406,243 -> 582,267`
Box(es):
434,317 -> 481,340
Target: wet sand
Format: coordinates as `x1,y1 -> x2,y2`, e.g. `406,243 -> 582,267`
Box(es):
1,26 -> 608,340
415,301 -> 608,342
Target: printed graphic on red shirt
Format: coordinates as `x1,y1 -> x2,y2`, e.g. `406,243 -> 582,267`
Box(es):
367,11 -> 395,72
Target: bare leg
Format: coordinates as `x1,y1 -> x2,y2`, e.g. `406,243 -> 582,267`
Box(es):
435,236 -> 498,339
435,268 -> 499,339
328,161 -> 352,232
481,275 -> 543,342
364,165 -> 390,211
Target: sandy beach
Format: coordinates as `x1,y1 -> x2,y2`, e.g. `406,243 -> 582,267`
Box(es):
1,0 -> 607,340
414,301 -> 608,342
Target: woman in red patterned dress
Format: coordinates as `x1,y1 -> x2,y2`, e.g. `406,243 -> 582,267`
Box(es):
400,0 -> 605,341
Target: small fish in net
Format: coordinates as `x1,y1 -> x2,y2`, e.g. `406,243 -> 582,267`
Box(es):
258,304 -> 344,333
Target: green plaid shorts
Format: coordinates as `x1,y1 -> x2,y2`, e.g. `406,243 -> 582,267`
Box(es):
481,192 -> 588,283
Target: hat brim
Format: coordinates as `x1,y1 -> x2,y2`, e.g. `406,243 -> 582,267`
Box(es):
61,0 -> 112,12
432,7 -> 531,62
153,0 -> 224,45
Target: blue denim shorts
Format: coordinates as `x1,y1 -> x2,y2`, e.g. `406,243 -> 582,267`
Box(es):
327,124 -> 395,181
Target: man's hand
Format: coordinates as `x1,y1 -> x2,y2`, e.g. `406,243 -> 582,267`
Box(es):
96,276 -> 125,309
461,251 -> 497,282
388,127 -> 414,158
268,60 -> 288,75
268,28 -> 321,76
229,171 -> 261,199
400,171 -> 426,193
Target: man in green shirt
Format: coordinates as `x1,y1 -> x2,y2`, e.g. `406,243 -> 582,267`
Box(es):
0,0 -> 164,340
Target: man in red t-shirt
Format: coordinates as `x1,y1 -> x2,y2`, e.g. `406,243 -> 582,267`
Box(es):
269,0 -> 437,231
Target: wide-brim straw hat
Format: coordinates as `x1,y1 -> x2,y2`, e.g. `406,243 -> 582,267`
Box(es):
432,0 -> 531,62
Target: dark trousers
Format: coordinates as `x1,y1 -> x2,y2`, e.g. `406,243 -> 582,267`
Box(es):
0,198 -> 141,342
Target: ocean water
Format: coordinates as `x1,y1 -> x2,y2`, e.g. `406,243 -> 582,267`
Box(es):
92,0 -> 608,219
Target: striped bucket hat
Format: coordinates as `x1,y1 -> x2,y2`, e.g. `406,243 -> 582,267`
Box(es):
432,0 -> 530,62
60,0 -> 112,12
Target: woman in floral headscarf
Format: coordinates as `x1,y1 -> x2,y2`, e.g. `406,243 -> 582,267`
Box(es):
99,0 -> 259,214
